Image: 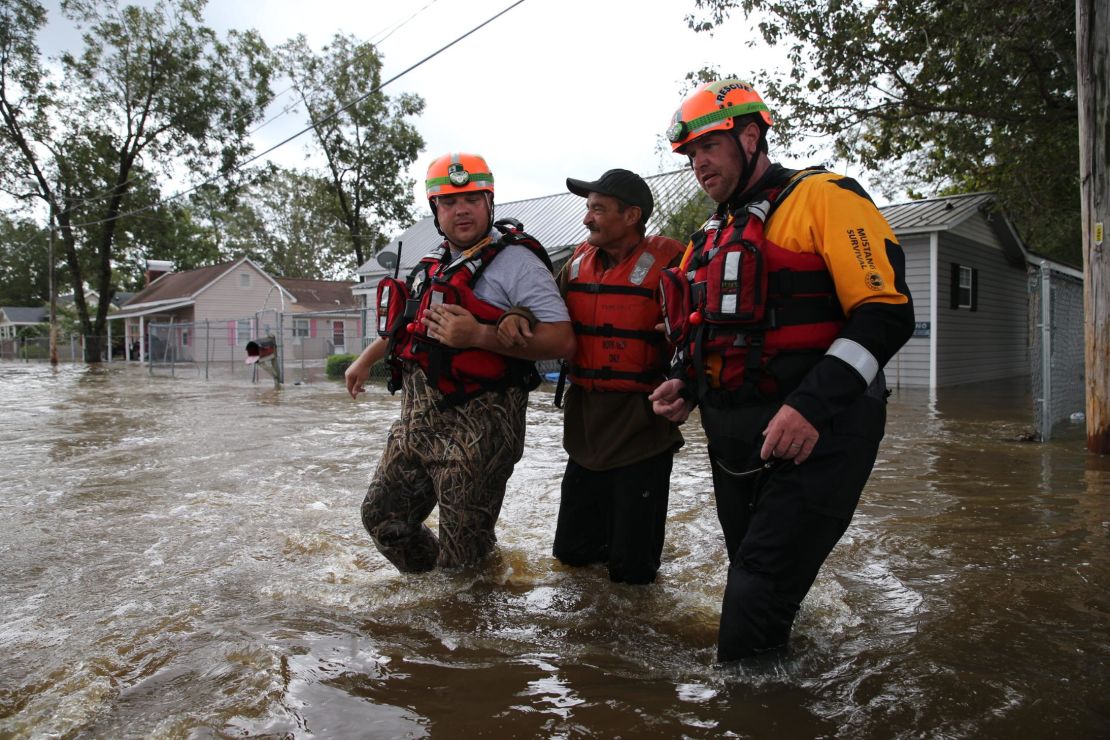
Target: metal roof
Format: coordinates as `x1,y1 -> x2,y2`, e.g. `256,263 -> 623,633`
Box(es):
879,192 -> 997,233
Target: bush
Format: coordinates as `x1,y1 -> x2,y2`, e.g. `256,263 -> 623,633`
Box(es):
325,353 -> 356,378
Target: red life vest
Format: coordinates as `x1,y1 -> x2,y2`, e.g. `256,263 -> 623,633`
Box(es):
565,235 -> 682,393
659,173 -> 845,399
377,221 -> 552,405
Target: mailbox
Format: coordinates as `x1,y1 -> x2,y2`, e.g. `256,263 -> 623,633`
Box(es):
245,336 -> 276,365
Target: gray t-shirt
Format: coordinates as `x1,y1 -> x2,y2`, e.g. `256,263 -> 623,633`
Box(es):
448,240 -> 570,323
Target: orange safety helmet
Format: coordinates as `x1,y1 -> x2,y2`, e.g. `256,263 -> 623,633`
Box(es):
665,79 -> 773,152
425,153 -> 495,199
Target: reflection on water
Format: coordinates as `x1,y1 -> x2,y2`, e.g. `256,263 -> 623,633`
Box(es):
0,363 -> 1107,737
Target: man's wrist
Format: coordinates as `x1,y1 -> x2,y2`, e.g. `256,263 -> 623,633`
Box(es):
497,305 -> 539,331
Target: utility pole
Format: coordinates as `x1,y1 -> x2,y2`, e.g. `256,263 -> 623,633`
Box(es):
48,203 -> 58,367
1078,0 -> 1109,453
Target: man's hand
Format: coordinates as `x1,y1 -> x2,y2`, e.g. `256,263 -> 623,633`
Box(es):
345,360 -> 370,399
497,314 -> 533,349
649,378 -> 693,424
761,404 -> 819,463
423,303 -> 480,348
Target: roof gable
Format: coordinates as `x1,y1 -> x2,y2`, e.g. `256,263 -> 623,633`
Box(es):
0,306 -> 48,324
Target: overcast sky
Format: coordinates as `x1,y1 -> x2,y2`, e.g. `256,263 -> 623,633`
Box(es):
40,0 -> 867,216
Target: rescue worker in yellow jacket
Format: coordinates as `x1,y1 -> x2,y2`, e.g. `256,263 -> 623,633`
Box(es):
650,80 -> 915,660
346,153 -> 574,572
532,169 -> 684,584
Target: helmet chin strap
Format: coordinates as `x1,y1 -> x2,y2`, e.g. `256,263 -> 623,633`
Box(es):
725,131 -> 760,208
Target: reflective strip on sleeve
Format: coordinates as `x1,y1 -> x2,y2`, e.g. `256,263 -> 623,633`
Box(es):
826,338 -> 879,384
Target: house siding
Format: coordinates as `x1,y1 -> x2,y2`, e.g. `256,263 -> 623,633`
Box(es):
194,263 -> 283,328
936,229 -> 1029,386
886,233 -> 931,388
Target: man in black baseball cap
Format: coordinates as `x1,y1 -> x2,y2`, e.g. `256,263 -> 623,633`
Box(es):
566,168 -> 655,232
543,168 -> 684,584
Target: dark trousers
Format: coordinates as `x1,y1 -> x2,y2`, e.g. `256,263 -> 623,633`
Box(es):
552,451 -> 673,584
700,391 -> 885,661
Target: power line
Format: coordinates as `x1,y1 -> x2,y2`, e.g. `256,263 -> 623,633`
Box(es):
38,0 -> 445,220
57,0 -> 527,235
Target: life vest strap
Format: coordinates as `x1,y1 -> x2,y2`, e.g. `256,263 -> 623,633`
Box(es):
767,269 -> 836,296
571,321 -> 662,342
570,365 -> 662,383
566,282 -> 655,299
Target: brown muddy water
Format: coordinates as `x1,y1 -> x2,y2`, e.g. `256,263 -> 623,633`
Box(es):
0,361 -> 1107,739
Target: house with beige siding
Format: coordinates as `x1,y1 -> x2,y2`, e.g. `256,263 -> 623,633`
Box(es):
110,258 -> 360,364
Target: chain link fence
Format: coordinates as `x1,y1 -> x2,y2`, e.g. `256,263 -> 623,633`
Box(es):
1029,263 -> 1086,441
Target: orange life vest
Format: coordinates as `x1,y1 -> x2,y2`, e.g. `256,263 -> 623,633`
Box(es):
565,235 -> 683,393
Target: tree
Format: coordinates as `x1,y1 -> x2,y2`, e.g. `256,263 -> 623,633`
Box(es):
687,0 -> 1080,263
0,214 -> 52,305
657,186 -> 716,245
280,33 -> 424,273
216,164 -> 349,280
0,0 -> 274,360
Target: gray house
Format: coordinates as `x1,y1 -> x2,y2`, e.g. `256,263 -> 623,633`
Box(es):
881,191 -> 1083,438
355,172 -> 1084,435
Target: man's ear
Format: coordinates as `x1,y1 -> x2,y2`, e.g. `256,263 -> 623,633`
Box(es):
625,205 -> 642,227
737,121 -> 763,157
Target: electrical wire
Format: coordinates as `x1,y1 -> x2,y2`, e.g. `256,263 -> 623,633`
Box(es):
29,0 -> 445,221
56,0 -> 527,235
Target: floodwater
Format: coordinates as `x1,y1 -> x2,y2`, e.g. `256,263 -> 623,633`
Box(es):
0,361 -> 1106,739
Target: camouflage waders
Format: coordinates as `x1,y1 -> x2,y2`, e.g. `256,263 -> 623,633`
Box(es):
361,366 -> 528,572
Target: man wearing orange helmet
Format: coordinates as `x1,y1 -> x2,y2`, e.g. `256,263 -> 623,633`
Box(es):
346,152 -> 574,572
534,169 -> 685,584
650,80 -> 914,661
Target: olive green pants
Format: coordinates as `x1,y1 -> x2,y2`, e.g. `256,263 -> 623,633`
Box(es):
361,368 -> 527,572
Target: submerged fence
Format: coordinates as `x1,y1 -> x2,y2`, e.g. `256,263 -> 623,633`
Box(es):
141,308 -> 374,384
0,334 -> 119,363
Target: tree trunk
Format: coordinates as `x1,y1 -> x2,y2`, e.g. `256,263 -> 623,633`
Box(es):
1078,0 -> 1110,453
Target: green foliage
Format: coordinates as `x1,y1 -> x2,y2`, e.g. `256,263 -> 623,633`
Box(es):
656,186 -> 716,244
325,352 -> 356,378
0,0 -> 275,359
687,0 -> 1080,263
0,215 -> 51,305
208,164 -> 349,280
279,33 -> 425,272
